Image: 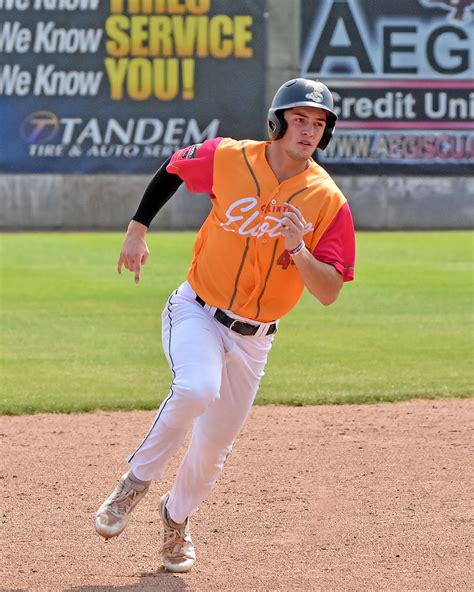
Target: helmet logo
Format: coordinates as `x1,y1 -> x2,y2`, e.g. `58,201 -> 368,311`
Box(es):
305,81 -> 326,103
305,90 -> 323,103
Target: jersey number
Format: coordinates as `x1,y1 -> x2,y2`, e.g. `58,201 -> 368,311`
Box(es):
276,250 -> 295,270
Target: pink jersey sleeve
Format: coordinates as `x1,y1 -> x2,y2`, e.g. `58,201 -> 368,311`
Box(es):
313,202 -> 356,282
166,137 -> 223,194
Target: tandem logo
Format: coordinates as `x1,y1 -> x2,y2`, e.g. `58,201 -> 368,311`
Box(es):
20,112 -> 220,146
20,111 -> 60,143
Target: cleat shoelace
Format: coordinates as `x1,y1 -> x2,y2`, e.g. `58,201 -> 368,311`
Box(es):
107,481 -> 140,518
160,525 -> 193,558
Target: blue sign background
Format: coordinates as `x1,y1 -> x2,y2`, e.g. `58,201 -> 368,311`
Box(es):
301,0 -> 474,175
0,1 -> 266,173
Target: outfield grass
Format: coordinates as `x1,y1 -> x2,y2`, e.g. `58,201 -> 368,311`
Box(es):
0,231 -> 472,414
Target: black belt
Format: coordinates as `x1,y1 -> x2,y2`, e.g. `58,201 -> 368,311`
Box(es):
195,295 -> 277,337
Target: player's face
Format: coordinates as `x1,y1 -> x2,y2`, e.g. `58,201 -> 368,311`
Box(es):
280,107 -> 327,160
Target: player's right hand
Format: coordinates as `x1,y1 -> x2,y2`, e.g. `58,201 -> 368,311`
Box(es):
117,221 -> 150,284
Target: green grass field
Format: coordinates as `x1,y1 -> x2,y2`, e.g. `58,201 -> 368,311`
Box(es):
0,231 -> 472,414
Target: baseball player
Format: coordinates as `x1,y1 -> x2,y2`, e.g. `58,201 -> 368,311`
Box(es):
95,78 -> 355,573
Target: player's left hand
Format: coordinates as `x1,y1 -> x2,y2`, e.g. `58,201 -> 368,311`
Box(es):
280,203 -> 307,251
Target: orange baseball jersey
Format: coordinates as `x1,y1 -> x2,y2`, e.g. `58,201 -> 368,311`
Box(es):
167,138 -> 355,322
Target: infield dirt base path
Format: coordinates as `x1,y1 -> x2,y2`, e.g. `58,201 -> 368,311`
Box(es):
1,399 -> 472,592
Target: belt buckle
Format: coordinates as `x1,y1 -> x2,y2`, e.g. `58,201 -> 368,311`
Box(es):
228,319 -> 239,332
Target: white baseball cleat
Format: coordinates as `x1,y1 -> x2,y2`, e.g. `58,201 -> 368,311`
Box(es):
159,492 -> 196,573
95,472 -> 149,539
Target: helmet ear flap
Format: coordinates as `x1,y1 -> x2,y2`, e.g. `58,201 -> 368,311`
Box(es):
318,129 -> 332,151
267,110 -> 287,140
317,113 -> 337,150
318,126 -> 334,151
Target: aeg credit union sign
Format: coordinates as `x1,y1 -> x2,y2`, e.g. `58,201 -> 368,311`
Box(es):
300,0 -> 474,174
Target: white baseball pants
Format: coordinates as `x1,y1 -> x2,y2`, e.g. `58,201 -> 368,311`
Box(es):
128,281 -> 276,524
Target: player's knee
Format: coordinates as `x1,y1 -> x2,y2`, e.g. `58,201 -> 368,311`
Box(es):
187,378 -> 220,415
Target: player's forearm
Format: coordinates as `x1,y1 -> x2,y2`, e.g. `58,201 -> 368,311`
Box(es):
291,247 -> 343,306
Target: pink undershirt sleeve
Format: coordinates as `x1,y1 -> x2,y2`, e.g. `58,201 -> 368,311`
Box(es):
313,202 -> 356,282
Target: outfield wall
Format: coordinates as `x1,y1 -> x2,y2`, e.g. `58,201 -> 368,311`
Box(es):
1,0 -> 472,231
1,173 -> 473,231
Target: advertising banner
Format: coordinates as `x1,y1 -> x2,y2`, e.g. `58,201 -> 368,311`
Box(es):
301,0 -> 474,175
0,0 -> 266,173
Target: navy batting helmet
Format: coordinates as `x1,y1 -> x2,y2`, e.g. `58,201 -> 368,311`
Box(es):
267,78 -> 337,150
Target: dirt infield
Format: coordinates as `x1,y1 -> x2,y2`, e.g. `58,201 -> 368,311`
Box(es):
1,399 -> 472,591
